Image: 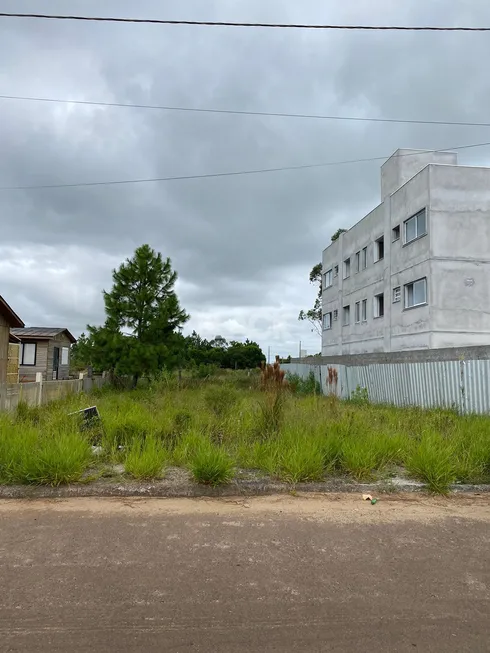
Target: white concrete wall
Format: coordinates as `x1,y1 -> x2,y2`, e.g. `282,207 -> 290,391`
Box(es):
388,167 -> 431,351
429,165 -> 490,348
381,149 -> 457,200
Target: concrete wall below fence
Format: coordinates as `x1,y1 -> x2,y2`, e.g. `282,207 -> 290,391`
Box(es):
282,358 -> 490,414
0,376 -> 106,412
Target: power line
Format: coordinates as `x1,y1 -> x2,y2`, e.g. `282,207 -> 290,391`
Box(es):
0,13 -> 489,31
2,93 -> 490,129
1,142 -> 489,192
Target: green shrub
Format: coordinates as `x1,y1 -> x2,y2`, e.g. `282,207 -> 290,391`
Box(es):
286,372 -> 321,395
190,445 -> 235,486
349,385 -> 369,406
125,437 -> 166,480
193,363 -> 219,379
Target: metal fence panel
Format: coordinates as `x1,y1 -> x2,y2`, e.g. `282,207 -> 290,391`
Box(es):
282,358 -> 490,414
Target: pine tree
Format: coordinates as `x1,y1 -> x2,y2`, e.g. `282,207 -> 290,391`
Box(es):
85,244 -> 189,385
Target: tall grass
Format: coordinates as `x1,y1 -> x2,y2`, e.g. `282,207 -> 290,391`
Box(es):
0,419 -> 92,486
125,437 -> 167,480
406,432 -> 456,494
1,376 -> 490,494
190,444 -> 235,486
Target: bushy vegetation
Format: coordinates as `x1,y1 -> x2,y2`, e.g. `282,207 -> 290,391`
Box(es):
1,370 -> 489,493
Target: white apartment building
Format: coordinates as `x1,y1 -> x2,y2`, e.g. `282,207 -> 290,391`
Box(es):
322,149 -> 490,355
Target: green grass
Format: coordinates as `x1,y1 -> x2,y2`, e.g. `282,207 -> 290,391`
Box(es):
0,419 -> 92,486
0,372 -> 489,493
190,444 -> 235,486
124,437 -> 167,480
406,432 -> 457,494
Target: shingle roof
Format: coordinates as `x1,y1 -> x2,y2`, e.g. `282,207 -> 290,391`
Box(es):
10,327 -> 77,343
0,296 -> 24,328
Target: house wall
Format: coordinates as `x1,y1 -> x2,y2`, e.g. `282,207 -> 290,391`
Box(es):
18,334 -> 72,381
0,314 -> 9,384
18,340 -> 49,382
429,164 -> 490,348
47,334 -> 72,380
388,166 -> 431,351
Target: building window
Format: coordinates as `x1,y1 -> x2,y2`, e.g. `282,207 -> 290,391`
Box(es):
343,305 -> 350,326
334,265 -> 339,278
405,278 -> 427,308
355,301 -> 361,323
20,343 -> 36,366
343,258 -> 350,279
333,309 -> 338,321
361,247 -> 367,270
392,225 -> 400,241
61,347 -> 69,366
324,269 -> 333,289
374,236 -> 385,262
323,312 -> 332,330
355,251 -> 360,273
404,209 -> 427,244
361,298 -> 367,322
392,286 -> 401,303
373,293 -> 384,318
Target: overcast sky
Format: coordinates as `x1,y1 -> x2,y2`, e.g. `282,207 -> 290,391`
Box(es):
1,0 -> 490,357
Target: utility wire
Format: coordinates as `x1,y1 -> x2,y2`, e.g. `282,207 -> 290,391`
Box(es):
0,12 -> 489,31
1,93 -> 490,129
1,142 -> 489,192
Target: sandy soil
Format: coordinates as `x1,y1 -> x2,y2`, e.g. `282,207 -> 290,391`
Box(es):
0,492 -> 488,523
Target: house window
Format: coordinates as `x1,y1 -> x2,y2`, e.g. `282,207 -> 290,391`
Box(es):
343,305 -> 350,326
334,265 -> 339,278
20,343 -> 36,366
361,247 -> 367,270
392,225 -> 400,241
355,301 -> 361,324
405,278 -> 427,308
374,293 -> 384,318
393,286 -> 401,303
333,309 -> 338,321
324,269 -> 333,289
61,347 -> 69,366
355,251 -> 360,273
361,299 -> 367,322
404,209 -> 427,244
323,312 -> 332,330
374,236 -> 384,262
343,258 -> 350,279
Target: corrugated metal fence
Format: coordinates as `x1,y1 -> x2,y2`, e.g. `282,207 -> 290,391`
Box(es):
282,359 -> 490,414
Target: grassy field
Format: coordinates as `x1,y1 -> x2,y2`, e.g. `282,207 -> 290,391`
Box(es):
0,372 -> 489,493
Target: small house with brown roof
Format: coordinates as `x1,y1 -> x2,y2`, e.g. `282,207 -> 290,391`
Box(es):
0,296 -> 24,384
10,327 -> 77,382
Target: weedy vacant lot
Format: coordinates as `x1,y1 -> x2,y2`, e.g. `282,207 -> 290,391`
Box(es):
0,372 -> 489,494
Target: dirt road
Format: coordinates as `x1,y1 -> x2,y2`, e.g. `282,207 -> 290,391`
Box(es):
0,494 -> 489,652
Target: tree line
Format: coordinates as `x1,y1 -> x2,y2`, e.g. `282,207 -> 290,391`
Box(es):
71,244 -> 265,383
